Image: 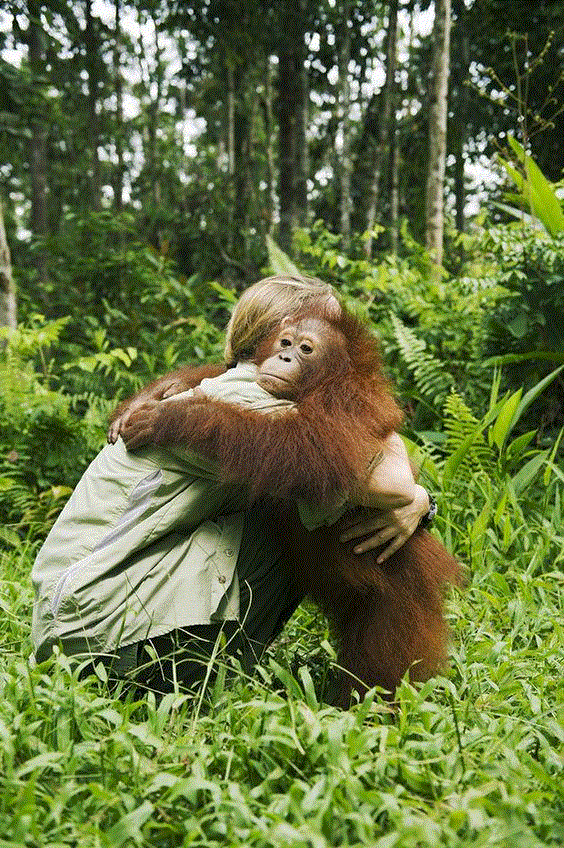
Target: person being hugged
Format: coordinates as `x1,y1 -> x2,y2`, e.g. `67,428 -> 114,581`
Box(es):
32,275 -> 434,701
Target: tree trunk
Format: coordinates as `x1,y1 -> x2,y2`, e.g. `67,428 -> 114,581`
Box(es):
452,0 -> 469,232
233,64 -> 251,262
425,0 -> 451,267
226,58 -> 235,253
389,123 -> 399,254
338,0 -> 352,251
365,0 -> 399,258
294,0 -> 309,227
27,0 -> 48,284
113,0 -> 124,212
277,0 -> 297,254
85,0 -> 101,211
0,203 -> 16,329
263,55 -> 276,234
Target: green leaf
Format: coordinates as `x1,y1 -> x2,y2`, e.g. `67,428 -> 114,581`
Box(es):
500,137 -> 564,236
103,801 -> 153,848
266,235 -> 303,277
484,351 -> 564,366
510,365 -> 564,433
508,136 -> 564,236
442,404 -> 501,489
298,666 -> 318,710
544,427 -> 564,485
511,451 -> 549,495
491,389 -> 522,451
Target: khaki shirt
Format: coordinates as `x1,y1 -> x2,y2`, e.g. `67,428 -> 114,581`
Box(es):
32,364 -> 291,661
31,363 -> 347,663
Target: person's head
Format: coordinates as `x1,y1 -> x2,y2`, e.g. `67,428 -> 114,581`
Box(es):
224,274 -> 340,365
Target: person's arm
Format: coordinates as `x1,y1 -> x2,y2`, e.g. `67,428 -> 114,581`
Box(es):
340,433 -> 430,562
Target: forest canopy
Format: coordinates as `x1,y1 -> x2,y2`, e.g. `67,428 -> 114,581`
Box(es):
1,0 -> 564,283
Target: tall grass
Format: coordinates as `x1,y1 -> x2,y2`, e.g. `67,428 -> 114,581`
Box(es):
1,468 -> 563,847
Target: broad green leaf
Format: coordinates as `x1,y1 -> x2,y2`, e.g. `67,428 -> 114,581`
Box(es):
266,234 -> 303,277
491,389 -> 522,451
210,280 -> 238,303
508,135 -> 564,235
510,365 -> 564,433
511,451 -> 549,495
298,666 -> 318,710
505,430 -> 536,462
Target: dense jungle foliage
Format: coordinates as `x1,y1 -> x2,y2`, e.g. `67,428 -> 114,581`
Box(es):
1,0 -> 564,844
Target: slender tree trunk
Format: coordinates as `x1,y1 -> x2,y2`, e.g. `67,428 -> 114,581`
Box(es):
389,124 -> 399,254
0,203 -> 16,329
226,62 -> 235,177
338,0 -> 352,251
294,0 -> 309,227
263,55 -> 276,234
452,0 -> 469,232
27,0 -> 48,284
113,0 -> 124,212
226,59 -> 235,254
85,0 -> 101,211
277,0 -> 297,254
234,64 -> 251,260
365,0 -> 398,258
425,0 -> 451,267
150,14 -> 163,210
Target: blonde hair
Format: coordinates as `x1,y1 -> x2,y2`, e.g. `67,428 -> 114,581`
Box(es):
224,274 -> 339,364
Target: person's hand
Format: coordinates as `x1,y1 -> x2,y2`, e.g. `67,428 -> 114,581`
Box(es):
340,484 -> 430,562
120,400 -> 161,450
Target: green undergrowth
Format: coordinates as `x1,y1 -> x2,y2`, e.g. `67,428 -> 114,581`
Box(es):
1,484 -> 563,847
1,220 -> 563,845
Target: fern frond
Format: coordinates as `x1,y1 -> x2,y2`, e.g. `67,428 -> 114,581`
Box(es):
390,314 -> 455,407
443,391 -> 495,478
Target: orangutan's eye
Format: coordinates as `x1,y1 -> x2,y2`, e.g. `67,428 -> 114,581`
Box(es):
300,343 -> 313,354
280,338 -> 292,347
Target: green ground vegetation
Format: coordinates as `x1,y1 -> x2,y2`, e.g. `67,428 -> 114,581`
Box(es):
0,220 -> 563,846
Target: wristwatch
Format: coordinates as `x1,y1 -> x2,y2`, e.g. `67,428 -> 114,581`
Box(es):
419,493 -> 437,528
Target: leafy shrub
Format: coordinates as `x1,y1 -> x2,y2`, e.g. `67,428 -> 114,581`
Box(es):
0,318 -> 110,540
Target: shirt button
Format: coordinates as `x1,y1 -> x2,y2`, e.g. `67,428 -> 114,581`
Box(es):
218,574 -> 226,584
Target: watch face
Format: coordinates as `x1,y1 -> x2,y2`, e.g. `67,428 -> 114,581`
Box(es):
419,494 -> 437,528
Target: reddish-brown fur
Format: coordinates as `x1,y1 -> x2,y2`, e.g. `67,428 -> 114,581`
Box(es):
279,507 -> 460,706
114,304 -> 461,706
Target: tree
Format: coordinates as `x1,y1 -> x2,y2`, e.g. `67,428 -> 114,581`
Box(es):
0,202 -> 16,329
425,0 -> 451,268
27,0 -> 48,284
338,0 -> 352,251
365,0 -> 399,257
277,0 -> 298,253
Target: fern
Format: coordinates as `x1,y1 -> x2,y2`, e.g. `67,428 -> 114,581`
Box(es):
390,314 -> 455,407
443,391 -> 495,478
